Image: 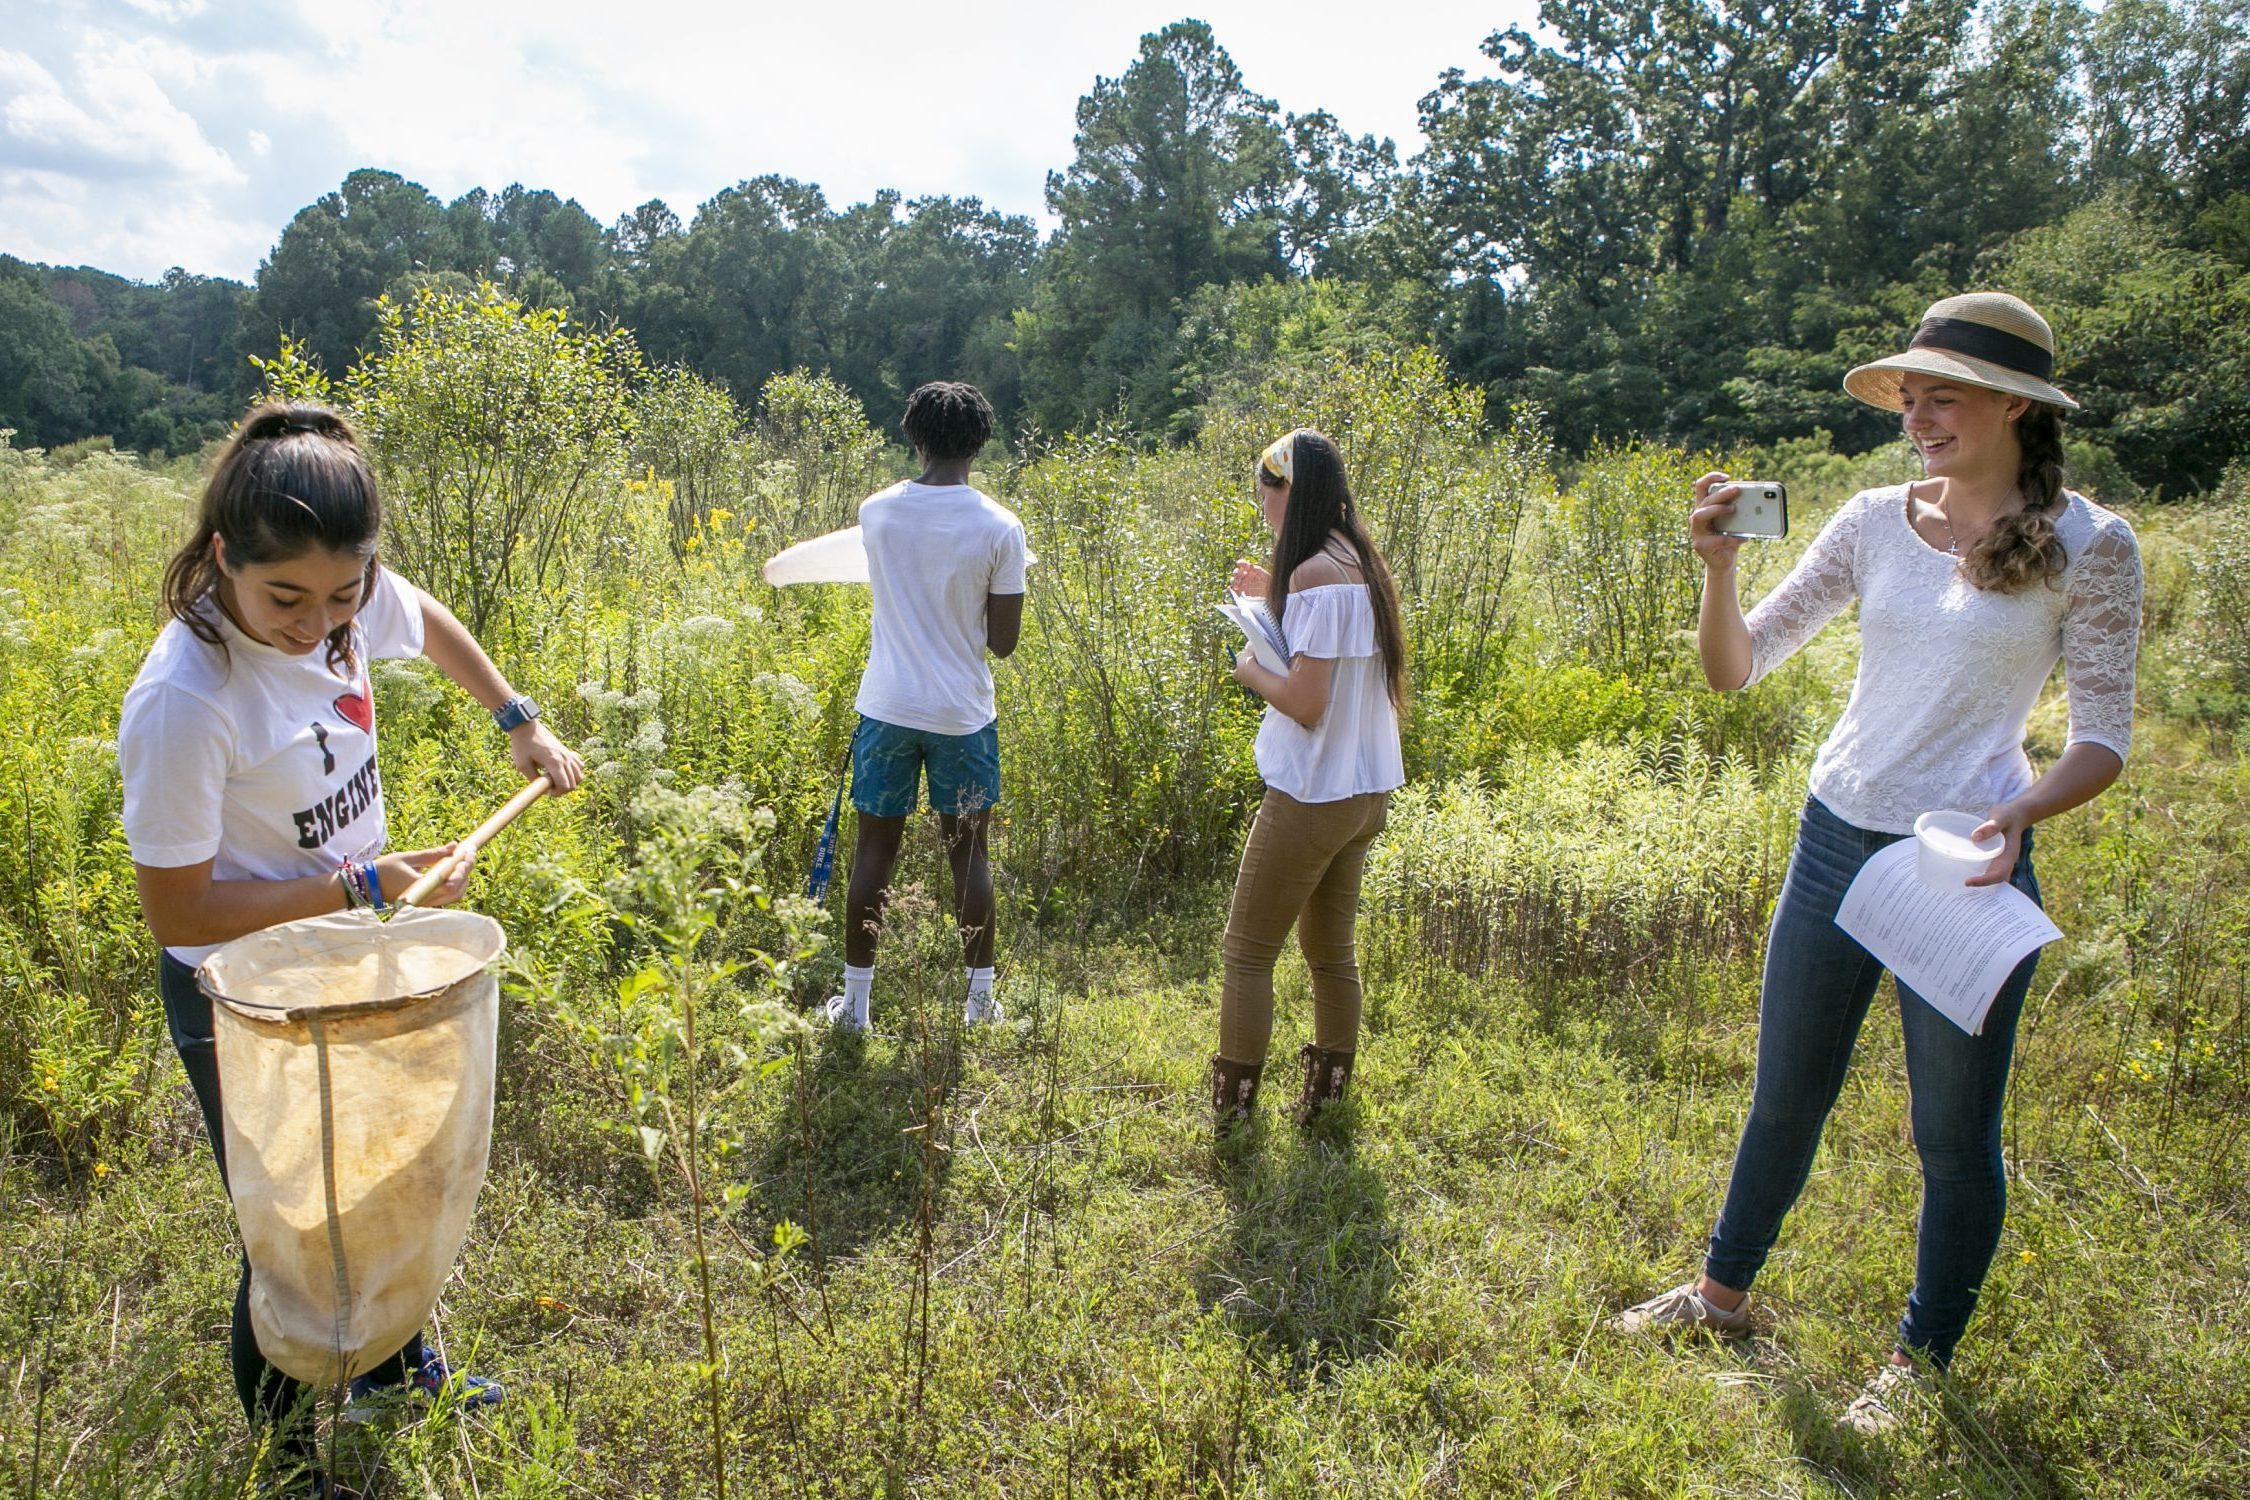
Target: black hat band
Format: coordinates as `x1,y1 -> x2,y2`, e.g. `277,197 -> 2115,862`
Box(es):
1908,316 -> 2054,380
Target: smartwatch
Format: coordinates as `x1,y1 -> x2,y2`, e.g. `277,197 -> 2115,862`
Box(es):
493,694 -> 541,733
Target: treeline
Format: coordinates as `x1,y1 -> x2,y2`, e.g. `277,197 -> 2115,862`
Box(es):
3,1 -> 2246,492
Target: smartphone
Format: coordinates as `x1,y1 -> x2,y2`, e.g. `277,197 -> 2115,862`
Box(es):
1714,480 -> 1789,540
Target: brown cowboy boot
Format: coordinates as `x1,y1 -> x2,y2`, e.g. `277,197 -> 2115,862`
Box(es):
1210,1055 -> 1264,1138
1292,1043 -> 1355,1127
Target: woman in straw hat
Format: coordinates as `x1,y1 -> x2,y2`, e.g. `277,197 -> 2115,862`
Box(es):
1613,293 -> 2143,1430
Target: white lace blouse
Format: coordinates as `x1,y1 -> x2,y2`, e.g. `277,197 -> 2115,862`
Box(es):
1255,584 -> 1406,803
1744,485 -> 2141,834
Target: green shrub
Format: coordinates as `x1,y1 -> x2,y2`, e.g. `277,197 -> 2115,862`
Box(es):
633,366 -> 755,558
1537,442 -> 1712,685
2195,462 -> 2250,702
345,283 -> 640,635
1365,740 -> 1802,1054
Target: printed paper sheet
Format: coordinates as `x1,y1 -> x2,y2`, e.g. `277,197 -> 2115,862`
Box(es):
1834,840 -> 2062,1035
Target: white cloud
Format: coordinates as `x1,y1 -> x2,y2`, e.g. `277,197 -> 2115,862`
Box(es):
0,164 -> 271,274
1,37 -> 242,186
121,0 -> 211,20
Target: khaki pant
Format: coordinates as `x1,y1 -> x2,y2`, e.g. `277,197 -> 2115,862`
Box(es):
1218,787 -> 1390,1065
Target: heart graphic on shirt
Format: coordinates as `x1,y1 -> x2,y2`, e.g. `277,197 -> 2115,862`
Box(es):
333,687 -> 373,733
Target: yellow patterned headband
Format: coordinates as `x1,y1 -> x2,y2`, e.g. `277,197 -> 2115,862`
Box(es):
1258,431 -> 1304,486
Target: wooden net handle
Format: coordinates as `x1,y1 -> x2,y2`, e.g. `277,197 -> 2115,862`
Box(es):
395,774 -> 553,909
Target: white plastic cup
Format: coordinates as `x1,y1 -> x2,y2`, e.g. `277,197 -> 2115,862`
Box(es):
1913,810 -> 2004,890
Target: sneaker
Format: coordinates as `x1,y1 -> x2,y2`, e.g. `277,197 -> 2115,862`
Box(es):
1838,1360 -> 1925,1435
963,987 -> 1004,1026
821,993 -> 868,1033
1611,1280 -> 1754,1338
346,1352 -> 502,1420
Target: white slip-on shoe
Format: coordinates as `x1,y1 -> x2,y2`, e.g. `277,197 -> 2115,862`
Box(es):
1611,1280 -> 1754,1338
821,994 -> 868,1033
1838,1360 -> 1927,1435
962,988 -> 1004,1027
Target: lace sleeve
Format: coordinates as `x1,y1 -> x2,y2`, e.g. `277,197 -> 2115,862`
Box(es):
2061,515 -> 2142,765
1743,493 -> 1867,686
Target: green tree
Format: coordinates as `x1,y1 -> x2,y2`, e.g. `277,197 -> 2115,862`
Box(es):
1021,19 -> 1296,433
1416,0 -> 2084,450
242,169 -> 463,376
2084,0 -> 2250,214
1281,111 -> 1405,280
629,176 -> 853,407
831,193 -> 1036,419
0,260 -> 97,447
1987,192 -> 2250,492
344,284 -> 640,632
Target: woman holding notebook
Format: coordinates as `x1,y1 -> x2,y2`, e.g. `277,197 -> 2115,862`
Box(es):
1210,429 -> 1408,1139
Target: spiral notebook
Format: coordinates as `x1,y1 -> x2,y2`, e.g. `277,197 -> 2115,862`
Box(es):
1216,592 -> 1291,675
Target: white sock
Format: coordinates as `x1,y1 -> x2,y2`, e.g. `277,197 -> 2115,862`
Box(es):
843,965 -> 874,1025
966,966 -> 994,998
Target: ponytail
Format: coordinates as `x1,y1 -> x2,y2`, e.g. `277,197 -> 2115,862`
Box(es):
164,402 -> 383,669
1963,402 -> 2068,594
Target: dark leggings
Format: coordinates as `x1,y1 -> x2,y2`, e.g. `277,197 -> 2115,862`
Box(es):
159,954 -> 423,1453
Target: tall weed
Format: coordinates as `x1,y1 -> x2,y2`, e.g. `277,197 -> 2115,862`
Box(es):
1365,741 -> 1801,1060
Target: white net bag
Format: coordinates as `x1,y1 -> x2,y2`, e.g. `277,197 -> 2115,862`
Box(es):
201,907 -> 505,1384
762,524 -> 870,585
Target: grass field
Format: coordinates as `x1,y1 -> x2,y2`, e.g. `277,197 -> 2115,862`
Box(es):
3,392 -> 2247,1497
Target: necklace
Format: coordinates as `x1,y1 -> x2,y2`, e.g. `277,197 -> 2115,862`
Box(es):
1926,485 -> 2023,558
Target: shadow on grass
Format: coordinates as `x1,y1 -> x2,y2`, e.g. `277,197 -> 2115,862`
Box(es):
1773,1370 -> 2086,1499
1198,1112 -> 1402,1375
754,1007 -> 962,1262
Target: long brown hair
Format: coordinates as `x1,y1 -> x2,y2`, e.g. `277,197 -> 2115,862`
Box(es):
1963,402 -> 2069,594
1261,430 -> 1410,712
163,402 -> 382,670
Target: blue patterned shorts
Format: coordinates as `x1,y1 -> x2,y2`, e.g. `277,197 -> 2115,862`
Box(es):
851,715 -> 1001,818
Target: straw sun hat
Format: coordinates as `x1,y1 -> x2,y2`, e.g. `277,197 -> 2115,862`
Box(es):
1843,292 -> 2079,412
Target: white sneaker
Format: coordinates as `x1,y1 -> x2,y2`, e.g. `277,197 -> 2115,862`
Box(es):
1838,1361 -> 1926,1435
962,988 -> 1004,1027
1611,1280 -> 1754,1337
821,994 -> 867,1033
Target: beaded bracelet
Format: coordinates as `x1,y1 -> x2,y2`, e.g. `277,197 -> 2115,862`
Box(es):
337,859 -> 384,913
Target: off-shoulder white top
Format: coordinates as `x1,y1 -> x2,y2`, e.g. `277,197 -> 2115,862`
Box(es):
1745,485 -> 2142,833
1255,583 -> 1405,803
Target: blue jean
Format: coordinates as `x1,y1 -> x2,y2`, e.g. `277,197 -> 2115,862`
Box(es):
1704,797 -> 2041,1367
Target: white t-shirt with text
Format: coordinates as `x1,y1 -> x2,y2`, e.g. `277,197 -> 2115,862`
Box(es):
118,566 -> 427,965
854,481 -> 1028,736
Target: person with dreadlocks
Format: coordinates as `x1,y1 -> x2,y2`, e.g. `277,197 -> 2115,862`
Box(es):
118,400 -> 585,1497
823,380 -> 1026,1033
1210,429 -> 1408,1138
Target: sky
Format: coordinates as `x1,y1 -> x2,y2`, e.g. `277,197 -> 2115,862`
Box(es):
0,0 -> 1536,286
